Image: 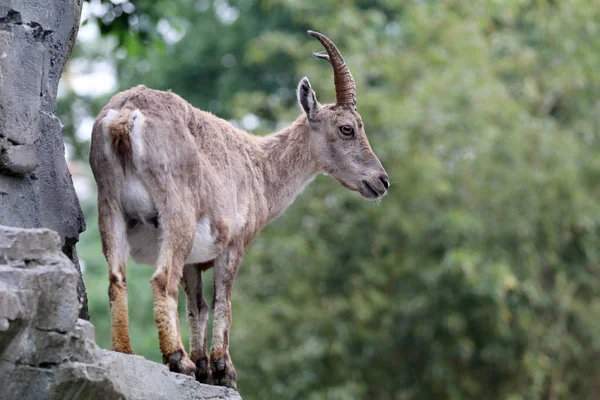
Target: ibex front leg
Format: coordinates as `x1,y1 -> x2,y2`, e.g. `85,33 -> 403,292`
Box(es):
210,243 -> 244,389
151,203 -> 197,377
182,262 -> 213,383
98,199 -> 133,354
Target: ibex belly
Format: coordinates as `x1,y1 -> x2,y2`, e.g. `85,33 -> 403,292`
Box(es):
122,179 -> 219,265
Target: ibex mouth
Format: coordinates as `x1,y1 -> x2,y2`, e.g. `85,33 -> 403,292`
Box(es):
361,180 -> 380,199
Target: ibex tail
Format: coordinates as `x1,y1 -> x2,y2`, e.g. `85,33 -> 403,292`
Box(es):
107,105 -> 141,171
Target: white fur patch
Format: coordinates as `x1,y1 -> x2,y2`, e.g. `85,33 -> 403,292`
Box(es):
129,109 -> 145,160
186,217 -> 218,264
121,176 -> 155,223
101,109 -> 118,157
127,216 -> 219,266
103,109 -> 118,130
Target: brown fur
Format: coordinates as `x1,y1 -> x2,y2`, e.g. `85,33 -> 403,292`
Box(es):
108,107 -> 134,170
90,45 -> 388,390
108,271 -> 133,354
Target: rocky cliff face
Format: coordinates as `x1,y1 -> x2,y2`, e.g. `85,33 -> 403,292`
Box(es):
0,1 -> 88,319
0,225 -> 241,400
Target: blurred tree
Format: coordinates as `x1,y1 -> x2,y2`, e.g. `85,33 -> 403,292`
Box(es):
64,0 -> 600,399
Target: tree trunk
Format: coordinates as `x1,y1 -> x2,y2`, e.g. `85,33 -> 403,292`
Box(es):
0,0 -> 88,319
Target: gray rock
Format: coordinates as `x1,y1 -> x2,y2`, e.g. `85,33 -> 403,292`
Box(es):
0,0 -> 88,319
47,351 -> 243,400
0,226 -> 242,400
0,140 -> 38,176
0,225 -> 62,261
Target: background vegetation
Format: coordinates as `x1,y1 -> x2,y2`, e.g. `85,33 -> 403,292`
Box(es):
60,0 -> 600,398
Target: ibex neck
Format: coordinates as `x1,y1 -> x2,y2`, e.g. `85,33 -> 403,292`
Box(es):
260,115 -> 319,222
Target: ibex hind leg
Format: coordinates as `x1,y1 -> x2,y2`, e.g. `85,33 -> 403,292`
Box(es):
149,190 -> 197,377
98,199 -> 134,354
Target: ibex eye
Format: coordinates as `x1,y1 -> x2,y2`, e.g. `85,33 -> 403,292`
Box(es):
338,125 -> 354,138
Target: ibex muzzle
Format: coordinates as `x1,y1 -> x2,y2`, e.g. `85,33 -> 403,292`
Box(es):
89,30 -> 389,391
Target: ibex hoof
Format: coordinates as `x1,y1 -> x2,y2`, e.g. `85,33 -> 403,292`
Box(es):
210,355 -> 237,390
195,357 -> 212,384
164,350 -> 196,377
213,357 -> 226,371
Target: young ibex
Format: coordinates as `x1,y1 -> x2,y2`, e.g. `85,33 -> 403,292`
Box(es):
90,31 -> 389,390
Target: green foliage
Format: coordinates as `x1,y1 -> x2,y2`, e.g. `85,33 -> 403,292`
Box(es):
69,0 -> 600,398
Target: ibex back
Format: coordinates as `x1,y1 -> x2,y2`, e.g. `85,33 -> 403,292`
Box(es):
89,31 -> 389,390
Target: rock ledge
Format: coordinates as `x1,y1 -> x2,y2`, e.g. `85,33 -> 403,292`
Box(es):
0,225 -> 241,400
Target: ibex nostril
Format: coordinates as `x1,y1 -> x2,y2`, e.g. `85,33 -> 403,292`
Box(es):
380,176 -> 390,190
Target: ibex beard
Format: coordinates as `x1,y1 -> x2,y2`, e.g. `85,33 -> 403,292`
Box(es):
89,30 -> 389,390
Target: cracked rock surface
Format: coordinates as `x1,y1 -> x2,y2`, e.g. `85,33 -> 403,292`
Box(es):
0,225 -> 242,400
0,1 -> 88,319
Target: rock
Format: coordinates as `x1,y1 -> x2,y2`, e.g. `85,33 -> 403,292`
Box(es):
0,142 -> 37,176
43,351 -> 243,400
0,225 -> 62,261
0,225 -> 242,400
0,0 -> 88,320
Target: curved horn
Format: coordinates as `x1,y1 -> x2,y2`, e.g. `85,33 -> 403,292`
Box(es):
307,30 -> 356,107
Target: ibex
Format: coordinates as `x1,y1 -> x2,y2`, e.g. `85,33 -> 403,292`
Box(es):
89,31 -> 389,390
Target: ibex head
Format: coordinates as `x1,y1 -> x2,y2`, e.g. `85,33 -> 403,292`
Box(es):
298,30 -> 389,199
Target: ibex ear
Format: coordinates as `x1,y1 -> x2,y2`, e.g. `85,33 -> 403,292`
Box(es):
297,77 -> 318,119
